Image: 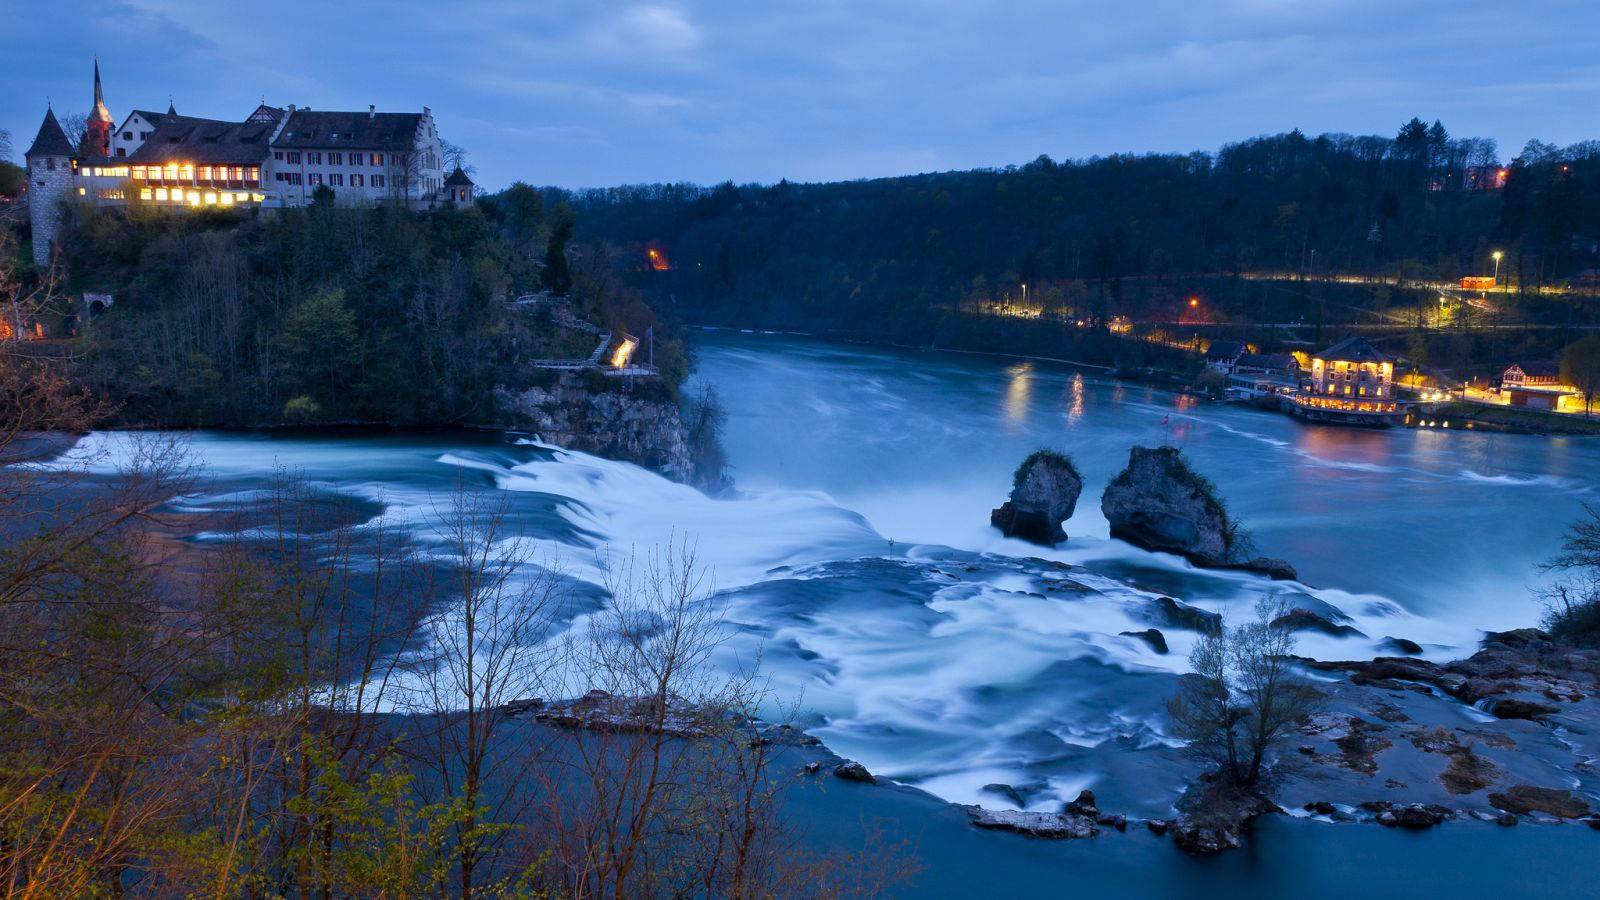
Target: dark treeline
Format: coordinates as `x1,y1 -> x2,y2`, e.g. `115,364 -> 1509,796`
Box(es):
29,185 -> 688,427
554,122 -> 1600,352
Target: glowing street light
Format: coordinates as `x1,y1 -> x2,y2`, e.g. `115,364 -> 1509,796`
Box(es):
1492,251 -> 1503,286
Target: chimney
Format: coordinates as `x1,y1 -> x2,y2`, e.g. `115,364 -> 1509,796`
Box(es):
369,105 -> 376,119
288,104 -> 296,114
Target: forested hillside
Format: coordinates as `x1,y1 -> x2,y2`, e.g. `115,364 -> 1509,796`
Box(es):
25,186 -> 688,427
555,122 -> 1600,349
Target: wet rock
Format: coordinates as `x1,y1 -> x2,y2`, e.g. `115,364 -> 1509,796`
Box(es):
1394,805 -> 1448,828
1169,815 -> 1242,853
1488,786 -> 1592,819
1583,817 -> 1600,831
1490,699 -> 1560,721
803,760 -> 821,774
1378,637 -> 1424,655
1119,628 -> 1169,654
1304,801 -> 1336,815
1232,557 -> 1298,580
1147,819 -> 1169,836
1101,446 -> 1232,566
979,783 -> 1024,807
1273,607 -> 1367,638
1141,596 -> 1222,634
991,450 -> 1082,546
1093,812 -> 1127,830
1376,811 -> 1398,827
966,808 -> 1097,838
1482,628 -> 1553,651
833,760 -> 875,784
1062,789 -> 1099,817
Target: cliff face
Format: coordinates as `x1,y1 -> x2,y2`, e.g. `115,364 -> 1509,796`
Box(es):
497,374 -> 697,486
1100,446 -> 1231,565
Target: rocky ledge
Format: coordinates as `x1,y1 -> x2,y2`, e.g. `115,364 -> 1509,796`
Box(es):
497,373 -> 719,491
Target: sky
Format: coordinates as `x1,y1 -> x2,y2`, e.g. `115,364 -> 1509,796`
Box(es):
5,1 -> 1600,191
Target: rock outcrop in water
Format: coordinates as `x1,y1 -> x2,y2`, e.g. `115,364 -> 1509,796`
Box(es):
991,450 -> 1082,546
498,373 -> 729,493
1101,446 -> 1296,579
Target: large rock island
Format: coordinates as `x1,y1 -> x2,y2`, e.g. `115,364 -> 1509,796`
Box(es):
1101,446 -> 1296,579
991,450 -> 1083,546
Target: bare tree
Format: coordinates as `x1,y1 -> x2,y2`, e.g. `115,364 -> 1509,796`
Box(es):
57,113 -> 88,154
406,479 -> 565,899
1163,596 -> 1323,788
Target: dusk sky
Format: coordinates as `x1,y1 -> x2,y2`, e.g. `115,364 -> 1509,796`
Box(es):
7,0 -> 1599,191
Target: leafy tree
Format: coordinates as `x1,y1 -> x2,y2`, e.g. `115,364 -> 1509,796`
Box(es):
1561,335 -> 1600,417
542,203 -> 576,294
277,290 -> 360,416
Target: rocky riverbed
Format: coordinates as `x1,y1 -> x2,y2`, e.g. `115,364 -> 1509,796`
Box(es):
745,551 -> 1600,854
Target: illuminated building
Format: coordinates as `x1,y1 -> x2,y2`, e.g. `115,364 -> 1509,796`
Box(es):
1289,336 -> 1407,426
23,62 -> 460,265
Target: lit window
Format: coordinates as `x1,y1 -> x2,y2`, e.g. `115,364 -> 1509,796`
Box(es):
165,164 -> 179,180
252,193 -> 264,201
180,164 -> 194,181
247,167 -> 259,181
156,188 -> 168,200
220,193 -> 234,204
204,192 -> 217,204
140,188 -> 152,200
79,188 -> 86,195
187,192 -> 200,205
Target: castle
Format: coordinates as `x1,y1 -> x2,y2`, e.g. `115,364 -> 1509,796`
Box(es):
22,62 -> 478,265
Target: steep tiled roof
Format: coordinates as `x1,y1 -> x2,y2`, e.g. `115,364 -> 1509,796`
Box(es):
1313,336 -> 1394,364
271,111 -> 424,151
1503,360 -> 1559,378
90,60 -> 114,124
124,118 -> 275,167
444,166 -> 474,186
1205,340 -> 1244,360
25,108 -> 76,158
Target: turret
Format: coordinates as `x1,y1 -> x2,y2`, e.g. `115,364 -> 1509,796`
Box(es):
86,60 -> 114,158
24,107 -> 78,266
444,166 -> 475,209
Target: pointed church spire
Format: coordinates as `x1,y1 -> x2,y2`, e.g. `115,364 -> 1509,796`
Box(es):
89,58 -> 113,123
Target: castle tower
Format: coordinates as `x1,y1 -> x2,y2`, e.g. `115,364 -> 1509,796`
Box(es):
86,60 -> 114,158
24,107 -> 78,266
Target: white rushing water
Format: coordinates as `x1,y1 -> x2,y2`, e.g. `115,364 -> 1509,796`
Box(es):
64,333 -> 1600,811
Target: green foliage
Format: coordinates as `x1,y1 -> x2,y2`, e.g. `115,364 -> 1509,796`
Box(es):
51,198 -> 691,426
1012,448 -> 1079,488
1561,335 -> 1600,416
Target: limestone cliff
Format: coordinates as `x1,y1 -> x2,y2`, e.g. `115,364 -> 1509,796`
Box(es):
496,373 -> 715,490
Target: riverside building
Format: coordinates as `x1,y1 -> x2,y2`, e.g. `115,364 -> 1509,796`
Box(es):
1288,335 -> 1407,426
22,62 -> 476,265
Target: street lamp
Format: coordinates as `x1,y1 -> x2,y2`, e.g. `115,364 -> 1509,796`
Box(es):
1492,251 -> 1502,286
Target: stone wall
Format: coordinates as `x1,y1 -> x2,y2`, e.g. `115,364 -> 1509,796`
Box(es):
26,159 -> 74,266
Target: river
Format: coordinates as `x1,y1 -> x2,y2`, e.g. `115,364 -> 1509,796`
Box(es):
77,332 -> 1598,895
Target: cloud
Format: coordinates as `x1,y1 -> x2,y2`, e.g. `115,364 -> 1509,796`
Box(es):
3,0 -> 1598,189
617,5 -> 702,53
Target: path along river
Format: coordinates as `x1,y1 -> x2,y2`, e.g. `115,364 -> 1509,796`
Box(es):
80,332 -> 1598,895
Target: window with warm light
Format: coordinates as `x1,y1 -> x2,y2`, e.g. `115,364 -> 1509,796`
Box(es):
220,193 -> 234,204
180,165 -> 194,181
155,188 -> 168,200
140,188 -> 152,200
165,164 -> 179,180
187,192 -> 200,205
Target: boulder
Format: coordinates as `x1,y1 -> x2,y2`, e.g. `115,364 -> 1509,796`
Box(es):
1272,607 -> 1367,638
992,451 -> 1083,546
1169,815 -> 1241,853
1233,557 -> 1299,580
1061,789 -> 1098,816
1101,446 -> 1232,565
803,760 -> 821,774
1482,628 -> 1553,651
979,783 -> 1024,807
1393,805 -> 1448,828
966,808 -> 1097,838
1378,637 -> 1424,656
1141,596 -> 1222,634
1119,628 -> 1169,654
1488,786 -> 1592,819
833,760 -> 875,784
1146,819 -> 1169,836
1490,699 -> 1560,721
